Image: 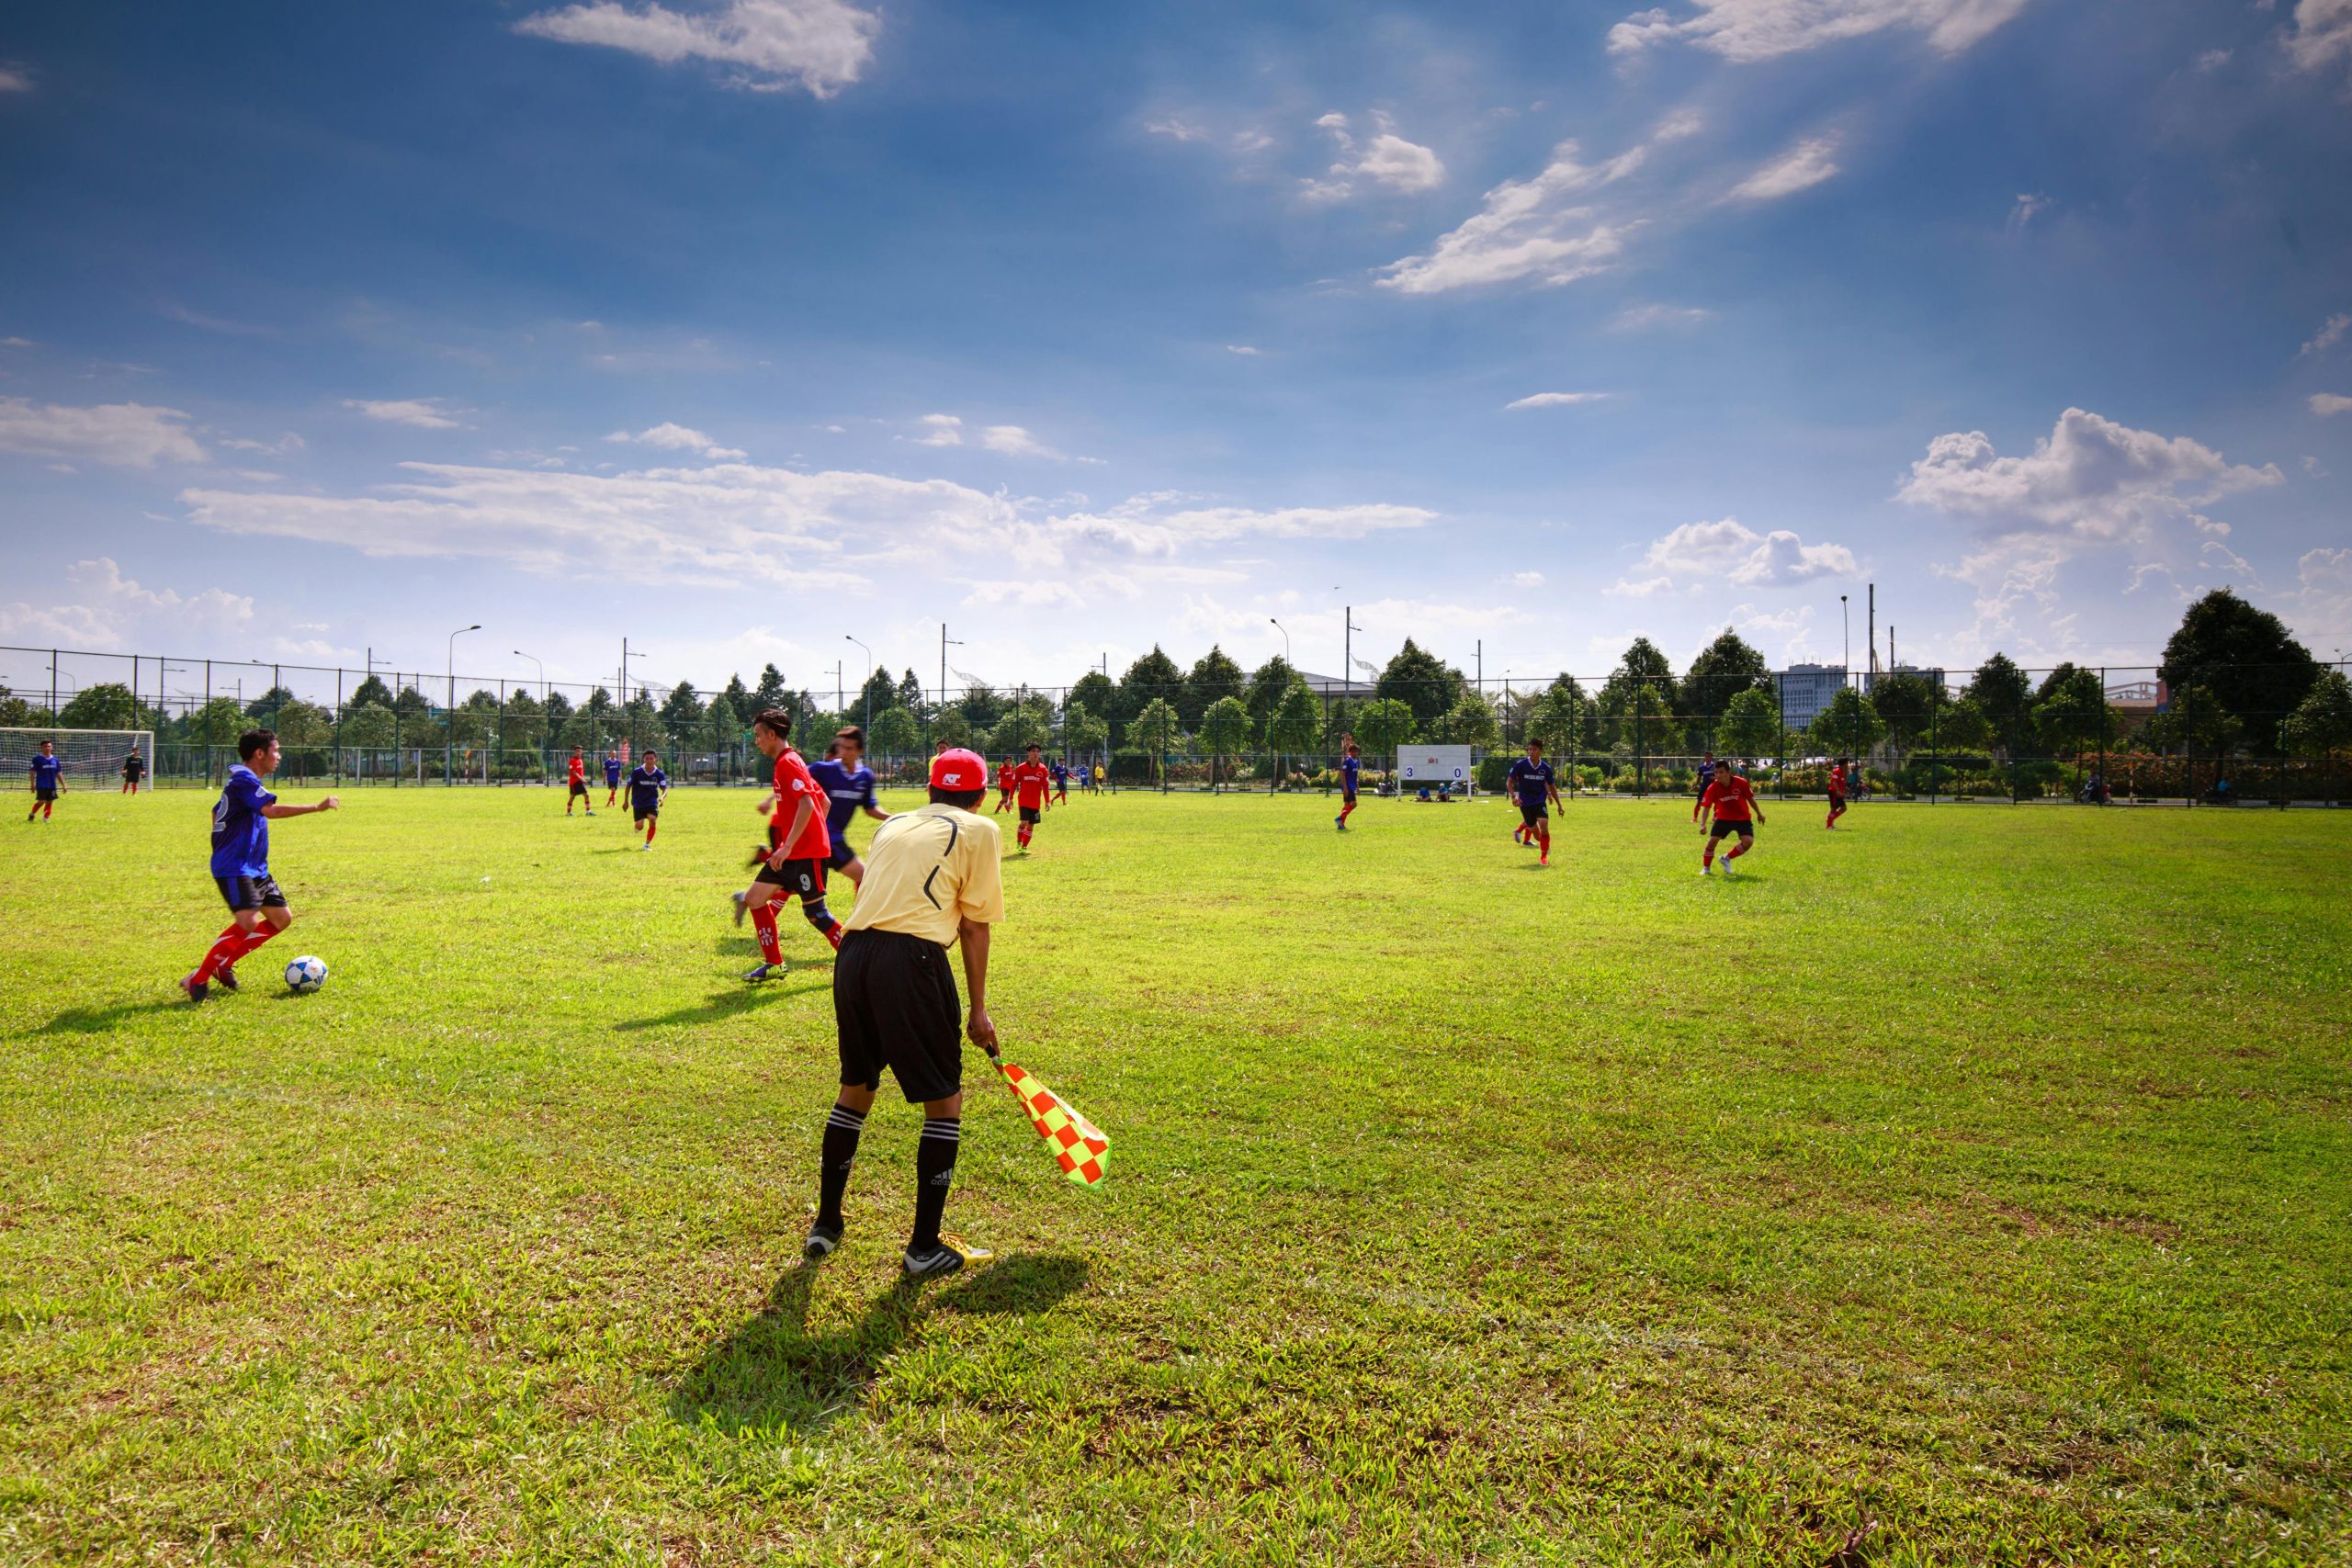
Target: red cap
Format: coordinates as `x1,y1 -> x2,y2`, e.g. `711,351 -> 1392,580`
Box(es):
930,747 -> 987,792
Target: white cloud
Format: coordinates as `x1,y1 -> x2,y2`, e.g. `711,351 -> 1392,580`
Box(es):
345,398 -> 465,430
177,459 -> 1433,595
1611,516 -> 1857,595
964,579 -> 1090,609
1506,392 -> 1615,410
2007,192 -> 2052,231
1511,570 -> 1547,587
1613,302 -> 1713,330
2312,392 -> 2352,416
980,425 -> 1057,458
908,413 -> 1084,460
0,558 -> 257,652
218,431 -> 307,457
0,398 -> 210,468
605,421 -> 747,459
2290,547 -> 2352,645
1730,136 -> 1841,201
1146,117 -> 1208,142
2195,47 -> 2232,69
514,0 -> 877,97
2301,313 -> 2349,357
1300,112 -> 1446,203
2287,0 -> 2352,77
914,413 -> 964,446
1608,0 -> 2037,62
1226,344 -> 1262,355
1900,409 -> 2284,650
0,64 -> 32,93
1376,141 -> 1639,294
1,336 -> 32,348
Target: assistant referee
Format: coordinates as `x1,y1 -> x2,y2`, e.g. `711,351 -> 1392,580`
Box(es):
803,746 -> 1006,1279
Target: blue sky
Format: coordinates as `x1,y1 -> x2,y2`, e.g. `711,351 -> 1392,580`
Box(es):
3,0 -> 2349,704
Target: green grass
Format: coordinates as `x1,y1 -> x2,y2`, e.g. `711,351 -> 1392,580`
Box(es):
3,784 -> 2348,1565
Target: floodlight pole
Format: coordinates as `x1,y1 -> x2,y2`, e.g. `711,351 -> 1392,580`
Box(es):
940,625 -> 965,744
845,635 -> 872,731
1841,595 -> 1850,686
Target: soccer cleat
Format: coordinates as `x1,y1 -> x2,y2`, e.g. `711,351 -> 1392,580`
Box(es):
212,964 -> 240,993
180,973 -> 209,1001
1700,863 -> 1712,876
1334,815 -> 1346,830
730,891 -> 749,928
902,1235 -> 991,1280
742,962 -> 778,984
803,1221 -> 844,1259
1722,858 -> 1737,877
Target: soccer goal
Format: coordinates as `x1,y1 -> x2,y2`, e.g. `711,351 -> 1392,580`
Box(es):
0,728 -> 156,791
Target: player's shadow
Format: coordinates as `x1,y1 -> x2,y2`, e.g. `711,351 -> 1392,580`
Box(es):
36,998 -> 186,1034
613,981 -> 828,1031
670,1253 -> 1087,1437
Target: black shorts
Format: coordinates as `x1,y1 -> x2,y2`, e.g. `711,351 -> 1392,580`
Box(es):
569,780 -> 590,798
826,838 -> 855,871
1519,801 -> 1546,829
630,795 -> 661,820
34,788 -> 57,803
1709,818 -> 1755,840
834,928 -> 962,1103
1019,806 -> 1042,825
1828,792 -> 1846,808
756,855 -> 827,897
217,874 -> 288,913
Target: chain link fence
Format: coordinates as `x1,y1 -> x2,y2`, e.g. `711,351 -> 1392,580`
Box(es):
4,644 -> 2346,806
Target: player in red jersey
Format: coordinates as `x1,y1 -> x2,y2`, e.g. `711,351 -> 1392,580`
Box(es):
565,750 -> 594,817
993,757 -> 1015,813
1826,758 -> 1850,829
1010,742 -> 1052,852
732,707 -> 843,982
1695,762 -> 1764,876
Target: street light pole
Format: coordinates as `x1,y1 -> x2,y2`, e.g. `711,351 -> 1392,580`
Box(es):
514,649 -> 546,708
447,624 -> 481,786
1840,595 -> 1850,686
844,636 -> 873,731
1270,617 -> 1291,663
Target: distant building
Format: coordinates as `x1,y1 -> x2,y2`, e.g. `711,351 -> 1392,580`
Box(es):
1773,663 -> 1849,729
2106,678 -> 2168,722
1866,663 -> 1948,695
1295,671 -> 1381,703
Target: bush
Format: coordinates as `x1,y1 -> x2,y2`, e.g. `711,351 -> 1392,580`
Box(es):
1477,755 -> 1511,794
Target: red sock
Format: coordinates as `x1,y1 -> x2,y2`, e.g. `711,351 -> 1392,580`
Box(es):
236,924 -> 281,962
1702,843 -> 1715,866
1726,840 -> 1748,860
1340,802 -> 1355,821
751,903 -> 784,966
196,925 -> 246,983
645,819 -> 658,845
1537,825 -> 1551,859
824,922 -> 843,952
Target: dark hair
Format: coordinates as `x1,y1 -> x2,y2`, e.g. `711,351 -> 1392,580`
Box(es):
753,707 -> 793,739
1025,741 -> 1041,751
931,785 -> 987,809
836,725 -> 865,747
238,728 -> 277,761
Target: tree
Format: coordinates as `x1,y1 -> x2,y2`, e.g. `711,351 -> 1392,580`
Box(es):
1129,696 -> 1182,782
1718,688 -> 1782,760
2150,683 -> 2241,757
244,685 -> 296,721
502,689 -> 547,749
1115,647 -> 1184,728
988,697 -> 1053,756
1813,687 -> 1885,758
1353,696 -> 1418,766
1932,698 -> 1993,755
1527,684 -> 1584,757
703,694 -> 741,756
1182,645 -> 1249,729
929,709 -> 973,750
346,674 -> 394,711
448,689 -> 503,747
340,703 -> 396,750
2032,665 -> 2109,758
582,685 -> 615,716
0,688 -> 42,727
1195,695 -> 1252,789
871,705 -> 922,760
544,688 -> 575,727
1376,639 -> 1461,724
721,672 -> 752,712
1678,629 -> 1772,743
1320,697 -> 1357,749
2281,671 -> 2352,762
1059,699 -> 1109,762
1069,671 -> 1117,727
660,681 -> 704,729
752,663 -> 789,715
1600,637 -> 1675,711
895,668 -> 927,719
58,682 -> 140,731
1440,688 -> 1500,750
852,666 -> 896,726
1964,654 -> 2033,755
2160,588 -> 2323,750
1871,673 -> 1942,752
1244,656 -> 1301,733
187,696 -> 251,746
275,700 -> 336,780
1266,682 -> 1321,784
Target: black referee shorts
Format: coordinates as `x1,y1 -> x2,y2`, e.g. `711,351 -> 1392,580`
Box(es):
833,928 -> 963,1104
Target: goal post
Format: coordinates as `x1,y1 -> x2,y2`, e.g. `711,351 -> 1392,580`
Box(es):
0,728 -> 157,792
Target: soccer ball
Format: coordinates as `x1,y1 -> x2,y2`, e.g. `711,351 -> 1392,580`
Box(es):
284,955 -> 328,994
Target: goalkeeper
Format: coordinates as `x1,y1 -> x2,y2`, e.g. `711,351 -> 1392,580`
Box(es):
805,746 -> 1005,1280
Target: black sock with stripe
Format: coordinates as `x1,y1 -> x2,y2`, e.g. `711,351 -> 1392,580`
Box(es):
817,1104 -> 865,1230
910,1117 -> 960,1252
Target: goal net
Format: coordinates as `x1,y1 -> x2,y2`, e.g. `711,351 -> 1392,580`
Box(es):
0,728 -> 156,791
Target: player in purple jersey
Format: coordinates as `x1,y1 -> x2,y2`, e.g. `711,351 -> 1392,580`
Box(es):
27,741 -> 64,821
182,729 -> 339,1000
808,727 -> 891,888
1506,739 -> 1563,866
1335,739 -> 1362,830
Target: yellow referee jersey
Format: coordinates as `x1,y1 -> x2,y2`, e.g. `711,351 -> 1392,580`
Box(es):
842,802 -> 1004,947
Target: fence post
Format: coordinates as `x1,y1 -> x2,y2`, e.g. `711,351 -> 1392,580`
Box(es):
334,666 -> 344,787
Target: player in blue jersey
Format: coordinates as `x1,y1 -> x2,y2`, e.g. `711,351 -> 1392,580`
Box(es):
1507,739 -> 1564,865
182,728 -> 339,1000
808,727 -> 891,888
27,740 -> 64,822
1335,739 -> 1362,830
625,750 -> 669,849
603,750 -> 625,807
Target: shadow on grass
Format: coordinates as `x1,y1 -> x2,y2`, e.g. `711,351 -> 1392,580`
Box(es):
671,1253 -> 1088,1436
37,998 -> 188,1034
613,980 -> 829,1031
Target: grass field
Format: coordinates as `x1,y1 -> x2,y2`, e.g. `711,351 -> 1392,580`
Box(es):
3,784 -> 2348,1565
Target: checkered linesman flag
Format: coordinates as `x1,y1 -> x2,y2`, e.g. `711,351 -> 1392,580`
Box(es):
990,1052 -> 1110,1188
